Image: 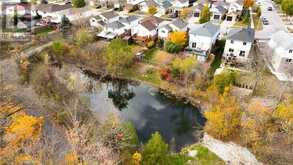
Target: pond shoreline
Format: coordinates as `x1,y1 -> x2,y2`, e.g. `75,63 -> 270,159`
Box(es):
81,68 -> 207,113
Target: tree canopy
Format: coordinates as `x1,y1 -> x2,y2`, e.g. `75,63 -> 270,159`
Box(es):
142,132 -> 170,165
148,6 -> 157,15
72,0 -> 86,8
281,0 -> 293,16
106,39 -> 134,76
213,71 -> 236,94
204,92 -> 242,140
168,31 -> 187,47
199,5 -> 211,23
74,28 -> 94,46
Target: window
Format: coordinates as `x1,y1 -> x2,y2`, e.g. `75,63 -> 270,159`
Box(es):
286,58 -> 292,62
231,40 -> 234,44
239,51 -> 245,56
289,50 -> 293,53
192,42 -> 196,48
214,15 -> 220,20
243,42 -> 247,45
229,48 -> 234,52
194,12 -> 200,17
226,16 -> 233,21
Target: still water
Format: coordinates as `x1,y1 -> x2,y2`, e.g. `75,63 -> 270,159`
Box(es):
87,79 -> 205,150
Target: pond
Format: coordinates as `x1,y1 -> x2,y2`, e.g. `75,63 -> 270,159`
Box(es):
86,78 -> 206,151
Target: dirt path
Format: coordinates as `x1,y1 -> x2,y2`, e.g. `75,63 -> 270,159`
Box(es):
202,134 -> 262,165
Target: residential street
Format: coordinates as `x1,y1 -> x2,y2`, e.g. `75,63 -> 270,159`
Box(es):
255,0 -> 287,40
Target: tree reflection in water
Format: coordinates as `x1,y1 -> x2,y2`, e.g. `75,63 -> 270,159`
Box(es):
108,80 -> 135,110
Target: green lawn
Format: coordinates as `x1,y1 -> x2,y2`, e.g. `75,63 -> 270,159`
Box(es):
181,144 -> 225,165
35,26 -> 55,36
137,68 -> 162,85
144,48 -> 158,63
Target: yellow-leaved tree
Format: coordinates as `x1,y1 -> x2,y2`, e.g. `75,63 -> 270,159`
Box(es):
273,101 -> 293,142
168,31 -> 187,46
0,102 -> 43,164
148,6 -> 157,15
204,88 -> 242,140
5,114 -> 43,146
241,101 -> 275,153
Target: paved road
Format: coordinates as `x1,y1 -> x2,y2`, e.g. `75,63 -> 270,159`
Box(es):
255,0 -> 287,40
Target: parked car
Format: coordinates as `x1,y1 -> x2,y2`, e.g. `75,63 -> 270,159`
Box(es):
262,18 -> 269,25
268,6 -> 273,11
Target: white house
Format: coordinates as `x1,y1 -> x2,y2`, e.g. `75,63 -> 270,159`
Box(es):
90,15 -> 105,28
228,0 -> 243,13
99,10 -> 119,24
210,4 -> 227,23
190,3 -> 204,22
223,28 -> 255,63
267,31 -> 293,81
169,19 -> 188,31
97,15 -> 140,39
188,22 -> 220,62
139,0 -> 172,16
223,0 -> 243,26
119,15 -> 141,30
158,21 -> 172,39
172,0 -> 189,9
127,0 -> 145,5
139,0 -> 159,13
31,3 -> 72,22
158,19 -> 187,39
132,16 -> 162,38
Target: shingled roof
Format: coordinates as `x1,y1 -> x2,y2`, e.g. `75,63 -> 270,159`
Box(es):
106,21 -> 125,29
227,28 -> 255,42
190,22 -> 220,37
140,20 -> 157,31
100,11 -> 119,20
171,19 -> 187,29
34,3 -> 72,13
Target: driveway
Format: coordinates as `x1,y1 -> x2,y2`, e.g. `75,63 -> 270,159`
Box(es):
255,0 -> 287,40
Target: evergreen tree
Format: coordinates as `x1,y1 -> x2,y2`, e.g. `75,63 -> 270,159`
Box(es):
72,0 -> 86,8
142,132 -> 170,165
60,15 -> 71,32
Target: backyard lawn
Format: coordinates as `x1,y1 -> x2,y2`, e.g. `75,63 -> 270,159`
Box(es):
181,144 -> 225,165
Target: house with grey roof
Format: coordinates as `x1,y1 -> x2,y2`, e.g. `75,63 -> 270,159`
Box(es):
170,19 -> 188,31
97,15 -> 141,39
139,0 -> 173,16
90,15 -> 105,28
266,31 -> 293,81
223,28 -> 255,63
31,3 -> 72,22
191,3 -> 204,22
100,11 -> 119,24
98,20 -> 127,39
210,4 -> 228,23
119,15 -> 141,29
158,19 -> 187,39
188,22 -> 220,62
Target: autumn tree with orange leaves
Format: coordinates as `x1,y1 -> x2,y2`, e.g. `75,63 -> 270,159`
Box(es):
244,0 -> 254,8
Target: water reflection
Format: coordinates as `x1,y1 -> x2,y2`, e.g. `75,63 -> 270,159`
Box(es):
108,80 -> 135,110
87,79 -> 205,150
